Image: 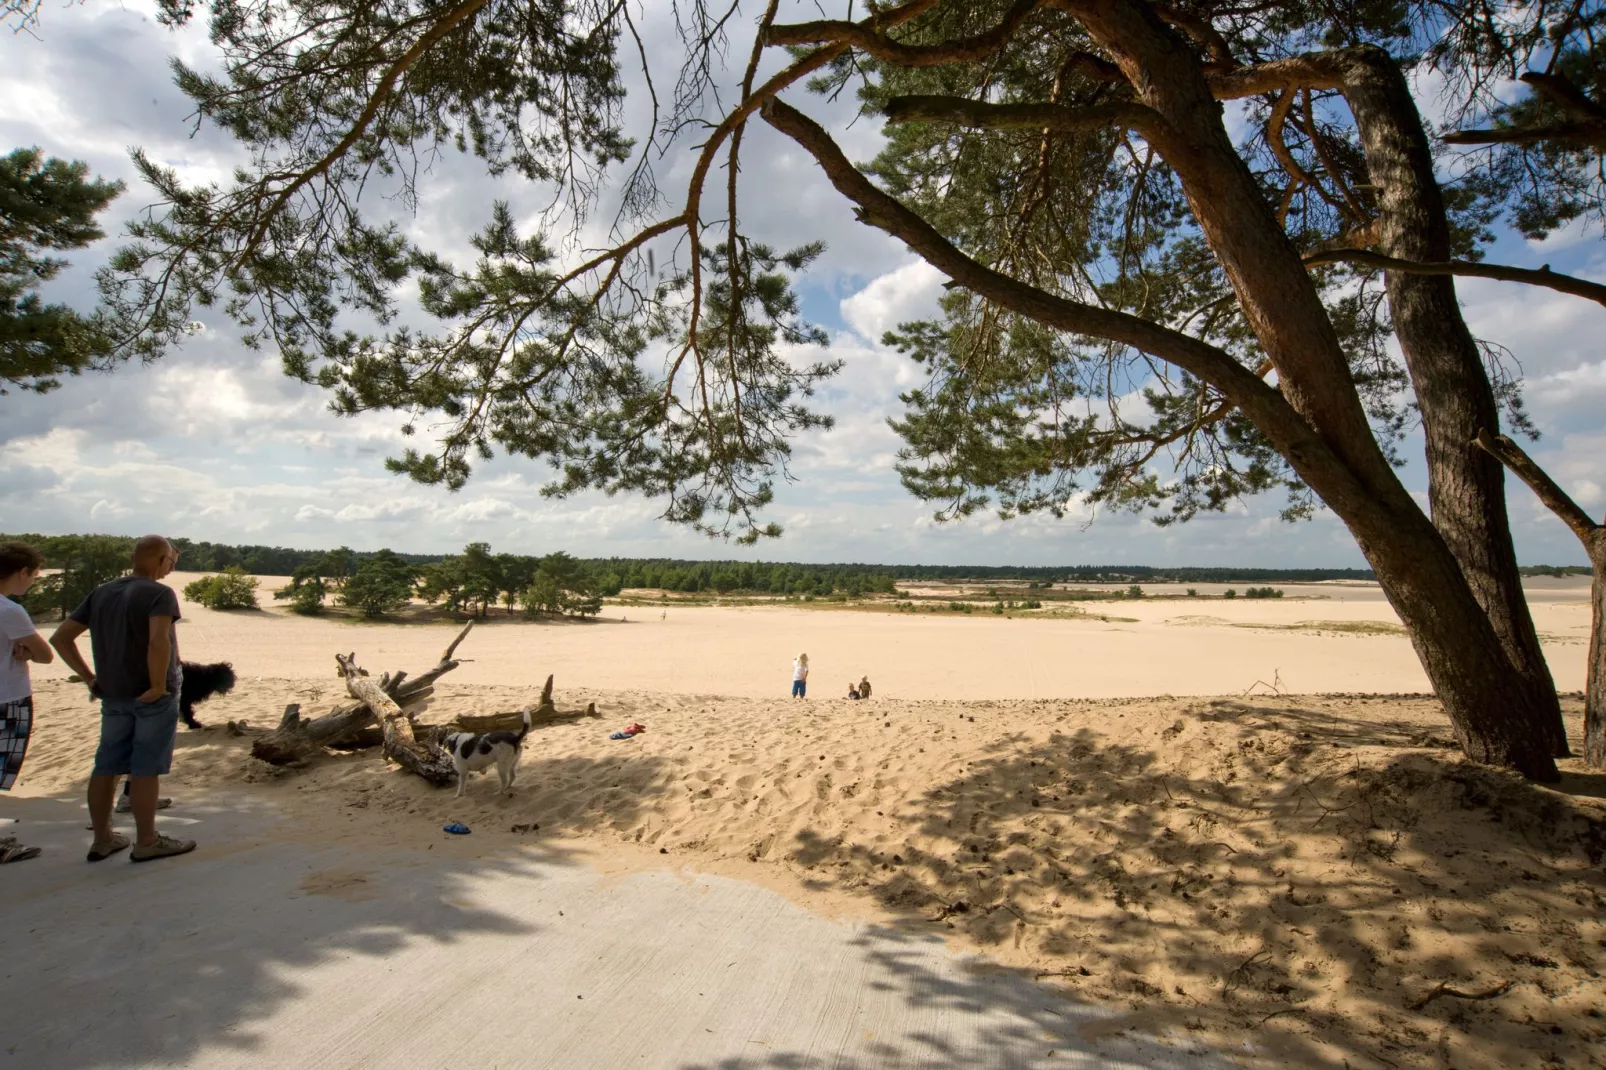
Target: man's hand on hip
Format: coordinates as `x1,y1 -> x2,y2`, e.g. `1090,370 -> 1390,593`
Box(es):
136,687 -> 168,703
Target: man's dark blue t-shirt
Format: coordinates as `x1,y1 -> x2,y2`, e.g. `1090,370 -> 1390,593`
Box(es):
69,576 -> 182,700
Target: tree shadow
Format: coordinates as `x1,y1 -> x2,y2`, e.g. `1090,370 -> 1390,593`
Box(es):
679,923 -> 1223,1069
1,745 -> 678,1070
1,794 -> 547,1068
775,698 -> 1606,1069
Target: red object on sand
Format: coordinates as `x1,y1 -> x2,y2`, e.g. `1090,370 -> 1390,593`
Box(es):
625,722 -> 646,735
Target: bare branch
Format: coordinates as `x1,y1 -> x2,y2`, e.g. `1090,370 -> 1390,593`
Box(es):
1303,250 -> 1606,308
1474,428 -> 1602,543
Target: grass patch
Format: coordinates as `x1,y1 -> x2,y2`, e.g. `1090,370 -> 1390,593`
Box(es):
1233,619 -> 1406,636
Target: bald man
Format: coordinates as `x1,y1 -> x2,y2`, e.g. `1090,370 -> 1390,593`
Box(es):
51,536 -> 197,863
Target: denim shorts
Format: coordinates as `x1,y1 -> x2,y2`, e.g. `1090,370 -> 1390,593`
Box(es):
93,694 -> 180,777
791,679 -> 807,698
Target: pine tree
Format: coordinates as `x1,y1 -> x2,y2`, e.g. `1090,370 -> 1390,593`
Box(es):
91,0 -> 1606,776
1,147 -> 122,393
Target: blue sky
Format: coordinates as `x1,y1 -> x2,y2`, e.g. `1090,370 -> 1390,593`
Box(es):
1,1 -> 1603,567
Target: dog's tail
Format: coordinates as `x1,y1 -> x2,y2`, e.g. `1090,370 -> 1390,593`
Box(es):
515,707 -> 532,745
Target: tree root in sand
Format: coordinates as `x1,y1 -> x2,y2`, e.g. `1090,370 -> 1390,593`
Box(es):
1405,979 -> 1513,1012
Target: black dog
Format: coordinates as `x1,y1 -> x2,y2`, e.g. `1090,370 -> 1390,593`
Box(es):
114,661 -> 238,806
178,661 -> 237,730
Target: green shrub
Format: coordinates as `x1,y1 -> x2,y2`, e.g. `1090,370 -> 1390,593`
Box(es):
339,550 -> 416,618
1224,588 -> 1237,599
275,574 -> 327,615
1127,584 -> 1144,599
184,566 -> 260,610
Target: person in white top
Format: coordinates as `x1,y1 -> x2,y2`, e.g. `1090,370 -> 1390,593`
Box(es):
790,652 -> 809,699
1,542 -> 52,862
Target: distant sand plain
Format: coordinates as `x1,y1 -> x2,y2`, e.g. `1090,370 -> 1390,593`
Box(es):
28,572 -> 1592,700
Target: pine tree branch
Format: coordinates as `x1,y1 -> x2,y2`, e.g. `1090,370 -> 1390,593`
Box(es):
1444,71 -> 1606,147
881,95 -> 1162,136
1523,70 -> 1606,122
1207,55 -> 1345,99
1442,120 -> 1606,147
759,97 -> 1341,475
764,0 -> 1042,67
238,0 -> 496,261
662,0 -> 943,407
1302,250 -> 1606,308
1474,429 -> 1602,543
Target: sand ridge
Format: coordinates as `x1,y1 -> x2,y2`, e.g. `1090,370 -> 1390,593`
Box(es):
15,675 -> 1606,1069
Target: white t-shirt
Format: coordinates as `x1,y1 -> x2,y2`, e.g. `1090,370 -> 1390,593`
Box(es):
792,660 -> 808,681
0,597 -> 37,704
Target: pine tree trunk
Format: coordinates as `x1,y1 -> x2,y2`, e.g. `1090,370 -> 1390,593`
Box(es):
1351,513 -> 1562,778
1586,537 -> 1606,766
1340,49 -> 1568,756
1065,1 -> 1561,779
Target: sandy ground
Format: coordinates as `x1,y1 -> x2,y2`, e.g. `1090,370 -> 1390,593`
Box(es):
1,794 -> 1227,1070
10,673 -> 1606,1068
6,575 -> 1603,1068
25,572 -> 1592,699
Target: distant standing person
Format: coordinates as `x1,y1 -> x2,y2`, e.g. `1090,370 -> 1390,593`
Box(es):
858,675 -> 872,699
791,652 -> 809,699
51,535 -> 196,863
1,542 -> 52,862
846,682 -> 860,700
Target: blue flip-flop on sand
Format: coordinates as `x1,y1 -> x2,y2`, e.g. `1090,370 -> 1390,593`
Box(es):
443,822 -> 471,835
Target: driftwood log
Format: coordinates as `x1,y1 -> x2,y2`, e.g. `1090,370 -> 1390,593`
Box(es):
446,673 -> 600,734
251,622 -> 475,767
336,650 -> 457,784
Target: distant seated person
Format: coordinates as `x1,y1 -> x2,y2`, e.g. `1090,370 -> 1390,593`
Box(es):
847,682 -> 860,700
858,675 -> 872,699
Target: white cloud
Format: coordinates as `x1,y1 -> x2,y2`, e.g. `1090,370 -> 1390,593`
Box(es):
840,260 -> 946,342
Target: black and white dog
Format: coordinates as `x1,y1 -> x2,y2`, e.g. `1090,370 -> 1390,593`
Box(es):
178,661 -> 238,730
441,712 -> 531,798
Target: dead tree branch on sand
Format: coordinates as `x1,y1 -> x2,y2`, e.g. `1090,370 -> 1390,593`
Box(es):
250,624 -> 597,780
251,622 -> 476,767
336,648 -> 458,784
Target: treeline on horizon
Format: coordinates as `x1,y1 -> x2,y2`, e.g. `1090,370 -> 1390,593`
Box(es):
4,532 -> 1591,596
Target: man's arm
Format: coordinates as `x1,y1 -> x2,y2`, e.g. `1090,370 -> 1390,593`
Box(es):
49,619 -> 95,693
12,632 -> 52,664
138,615 -> 173,702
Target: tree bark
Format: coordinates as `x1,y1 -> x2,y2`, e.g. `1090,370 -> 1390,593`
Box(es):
1588,543 -> 1606,767
1337,48 -> 1567,757
454,700 -> 598,735
251,699 -> 386,765
1475,429 -> 1606,767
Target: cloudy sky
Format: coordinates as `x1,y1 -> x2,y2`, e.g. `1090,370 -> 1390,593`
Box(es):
1,1 -> 1602,567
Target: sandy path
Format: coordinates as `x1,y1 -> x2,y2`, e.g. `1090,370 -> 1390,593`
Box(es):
1,794 -> 1218,1070
27,574 -> 1591,701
